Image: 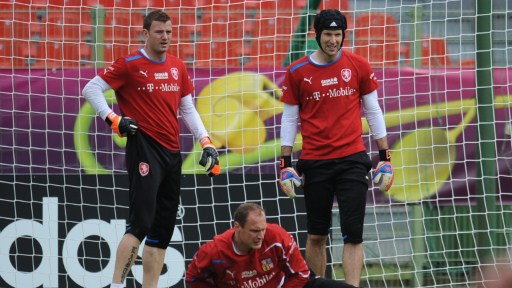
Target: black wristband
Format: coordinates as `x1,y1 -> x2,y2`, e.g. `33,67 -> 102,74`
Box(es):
379,149 -> 391,161
105,117 -> 113,126
280,156 -> 292,168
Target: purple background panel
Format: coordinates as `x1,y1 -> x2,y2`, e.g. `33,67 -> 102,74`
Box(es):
1,68 -> 511,203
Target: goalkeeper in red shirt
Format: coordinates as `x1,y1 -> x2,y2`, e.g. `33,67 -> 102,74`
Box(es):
186,203 -> 358,288
278,9 -> 394,286
82,10 -> 220,288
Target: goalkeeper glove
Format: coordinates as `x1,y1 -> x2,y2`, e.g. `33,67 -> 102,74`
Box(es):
278,156 -> 301,199
199,136 -> 220,177
372,149 -> 394,192
105,111 -> 138,137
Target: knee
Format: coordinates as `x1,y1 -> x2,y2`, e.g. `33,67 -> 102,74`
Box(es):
126,224 -> 149,243
308,234 -> 328,247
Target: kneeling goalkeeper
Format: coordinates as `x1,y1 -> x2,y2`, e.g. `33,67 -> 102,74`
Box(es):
186,203 -> 358,288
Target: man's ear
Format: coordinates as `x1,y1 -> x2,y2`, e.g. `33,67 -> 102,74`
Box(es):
233,221 -> 241,229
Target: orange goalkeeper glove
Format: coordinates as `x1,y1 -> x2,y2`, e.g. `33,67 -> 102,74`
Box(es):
199,136 -> 220,177
105,111 -> 138,137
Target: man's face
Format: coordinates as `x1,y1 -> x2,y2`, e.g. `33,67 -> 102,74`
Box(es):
144,20 -> 172,55
320,29 -> 343,56
234,211 -> 267,252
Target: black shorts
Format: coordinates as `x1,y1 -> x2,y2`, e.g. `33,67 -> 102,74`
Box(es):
125,131 -> 182,249
297,151 -> 372,243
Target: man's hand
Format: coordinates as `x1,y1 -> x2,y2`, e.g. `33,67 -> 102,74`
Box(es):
278,156 -> 301,198
372,149 -> 394,192
199,136 -> 220,177
105,111 -> 138,137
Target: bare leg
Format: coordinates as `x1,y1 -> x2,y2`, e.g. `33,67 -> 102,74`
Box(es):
342,243 -> 363,287
306,234 -> 328,277
141,245 -> 166,288
112,234 -> 140,284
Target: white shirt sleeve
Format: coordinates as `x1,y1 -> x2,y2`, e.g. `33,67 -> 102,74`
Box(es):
82,76 -> 113,120
280,103 -> 299,147
179,94 -> 209,140
362,90 -> 387,140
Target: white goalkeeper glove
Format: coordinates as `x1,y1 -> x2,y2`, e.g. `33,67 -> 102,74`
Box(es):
372,149 -> 394,192
278,156 -> 301,199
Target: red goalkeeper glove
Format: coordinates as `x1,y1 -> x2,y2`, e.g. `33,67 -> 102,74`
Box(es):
372,149 -> 394,192
105,111 -> 138,137
199,136 -> 220,177
278,156 -> 301,199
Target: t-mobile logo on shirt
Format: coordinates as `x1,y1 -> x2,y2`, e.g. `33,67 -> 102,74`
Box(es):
328,87 -> 355,98
242,271 -> 275,288
144,83 -> 180,92
308,86 -> 355,101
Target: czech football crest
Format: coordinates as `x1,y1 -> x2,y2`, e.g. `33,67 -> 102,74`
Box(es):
139,162 -> 149,176
171,68 -> 179,80
261,258 -> 274,271
341,68 -> 351,82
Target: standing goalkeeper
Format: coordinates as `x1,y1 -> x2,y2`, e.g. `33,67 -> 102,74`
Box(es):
278,9 -> 394,286
82,10 -> 220,288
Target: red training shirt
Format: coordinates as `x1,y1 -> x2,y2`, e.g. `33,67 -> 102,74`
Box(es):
280,50 -> 379,160
186,223 -> 310,288
99,49 -> 194,151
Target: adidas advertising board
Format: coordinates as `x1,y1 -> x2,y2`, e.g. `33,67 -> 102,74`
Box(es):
0,174 -> 307,288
